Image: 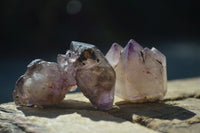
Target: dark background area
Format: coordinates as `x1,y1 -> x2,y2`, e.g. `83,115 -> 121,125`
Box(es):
0,0 -> 200,103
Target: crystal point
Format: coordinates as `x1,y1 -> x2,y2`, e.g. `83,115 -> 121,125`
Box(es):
127,39 -> 143,52
106,39 -> 167,102
105,43 -> 123,68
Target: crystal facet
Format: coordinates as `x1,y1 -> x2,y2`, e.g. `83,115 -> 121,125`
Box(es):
105,43 -> 123,68
13,59 -> 72,106
58,41 -> 116,110
106,39 -> 167,102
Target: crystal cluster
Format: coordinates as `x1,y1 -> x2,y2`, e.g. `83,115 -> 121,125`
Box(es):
13,59 -> 73,106
58,41 -> 116,110
13,39 -> 167,109
106,39 -> 167,102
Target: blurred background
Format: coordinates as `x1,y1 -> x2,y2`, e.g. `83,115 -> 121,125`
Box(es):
0,0 -> 200,103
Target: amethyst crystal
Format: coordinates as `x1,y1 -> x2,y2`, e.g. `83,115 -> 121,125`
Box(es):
13,59 -> 73,106
106,39 -> 167,102
58,41 -> 116,110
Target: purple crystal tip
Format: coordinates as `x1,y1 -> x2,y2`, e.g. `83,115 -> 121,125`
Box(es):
125,39 -> 143,52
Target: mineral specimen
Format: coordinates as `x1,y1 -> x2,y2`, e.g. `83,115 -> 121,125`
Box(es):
106,39 -> 167,102
13,59 -> 73,106
58,41 -> 116,110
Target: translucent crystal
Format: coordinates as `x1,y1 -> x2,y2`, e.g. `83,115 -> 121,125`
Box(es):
57,50 -> 77,91
58,41 -> 116,110
13,59 -> 72,106
105,43 -> 123,68
106,39 -> 167,102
